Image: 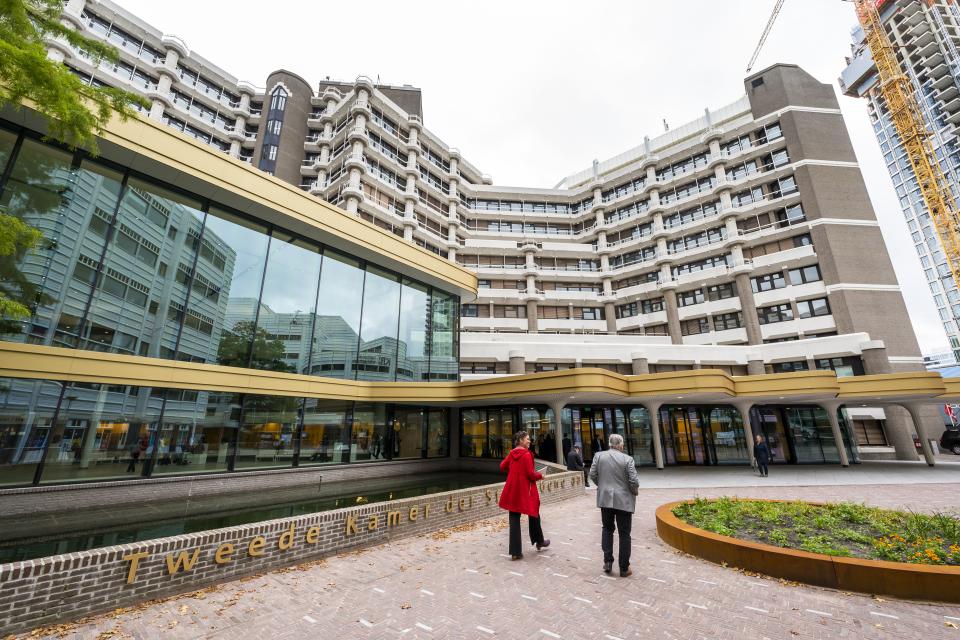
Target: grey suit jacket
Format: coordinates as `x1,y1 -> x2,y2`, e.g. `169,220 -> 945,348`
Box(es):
588,448 -> 640,513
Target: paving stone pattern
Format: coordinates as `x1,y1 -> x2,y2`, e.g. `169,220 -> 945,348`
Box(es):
15,479 -> 960,639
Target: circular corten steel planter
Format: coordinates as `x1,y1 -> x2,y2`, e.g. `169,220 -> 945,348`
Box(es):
656,500 -> 960,603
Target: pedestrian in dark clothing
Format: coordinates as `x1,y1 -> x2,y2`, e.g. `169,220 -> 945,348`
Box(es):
562,436 -> 571,462
588,433 -> 639,577
566,445 -> 589,487
754,434 -> 770,477
499,430 -> 550,560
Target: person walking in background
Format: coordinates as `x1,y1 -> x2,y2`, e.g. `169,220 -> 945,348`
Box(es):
566,444 -> 588,487
589,433 -> 639,577
499,430 -> 550,560
754,434 -> 770,477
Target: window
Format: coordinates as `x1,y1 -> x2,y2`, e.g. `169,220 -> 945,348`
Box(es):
713,312 -> 742,331
641,298 -> 664,313
796,297 -> 831,319
771,360 -> 808,373
579,307 -> 604,320
678,288 -> 705,307
706,282 -> 736,301
752,272 -> 786,293
815,356 -> 864,377
680,317 -> 710,335
269,87 -> 288,111
757,303 -> 793,324
788,264 -> 822,285
461,304 -> 479,317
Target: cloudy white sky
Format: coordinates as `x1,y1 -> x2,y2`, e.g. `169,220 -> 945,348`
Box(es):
118,0 -> 949,354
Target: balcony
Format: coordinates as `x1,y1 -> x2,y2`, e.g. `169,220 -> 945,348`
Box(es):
750,243 -> 816,268
676,296 -> 742,321
759,314 -> 836,341
752,280 -> 827,307
537,318 -> 607,333
682,327 -> 748,346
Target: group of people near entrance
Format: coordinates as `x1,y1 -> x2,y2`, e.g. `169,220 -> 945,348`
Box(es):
498,430 -> 772,576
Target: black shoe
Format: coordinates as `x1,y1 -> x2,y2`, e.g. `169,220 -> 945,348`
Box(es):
603,561 -> 613,574
536,539 -> 551,551
620,568 -> 632,578
511,554 -> 523,561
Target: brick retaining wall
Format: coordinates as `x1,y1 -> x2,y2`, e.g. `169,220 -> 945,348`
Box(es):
0,469 -> 583,634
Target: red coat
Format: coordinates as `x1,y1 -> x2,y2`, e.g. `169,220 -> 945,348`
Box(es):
498,447 -> 543,516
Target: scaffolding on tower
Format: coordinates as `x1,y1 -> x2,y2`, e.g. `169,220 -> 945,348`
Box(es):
854,0 -> 960,289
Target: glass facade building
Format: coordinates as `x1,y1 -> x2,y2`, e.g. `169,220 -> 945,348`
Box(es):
0,123 -> 459,487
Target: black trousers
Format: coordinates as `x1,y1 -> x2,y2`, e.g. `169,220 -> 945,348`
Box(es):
601,507 -> 633,571
757,460 -> 769,476
508,511 -> 544,556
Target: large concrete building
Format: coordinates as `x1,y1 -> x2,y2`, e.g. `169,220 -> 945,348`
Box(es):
1,0 -> 954,481
840,0 -> 960,362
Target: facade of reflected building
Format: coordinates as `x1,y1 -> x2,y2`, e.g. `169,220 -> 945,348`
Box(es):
0,120 -> 462,487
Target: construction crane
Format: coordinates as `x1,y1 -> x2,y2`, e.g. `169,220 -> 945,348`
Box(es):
746,0 -> 787,73
854,0 -> 960,289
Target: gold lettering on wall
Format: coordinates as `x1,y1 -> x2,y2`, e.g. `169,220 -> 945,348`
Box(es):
278,524 -> 296,551
306,526 -> 320,544
345,515 -> 358,536
122,551 -> 149,584
408,506 -> 419,521
248,536 -> 266,556
214,543 -> 234,564
387,511 -> 401,527
165,548 -> 201,575
485,489 -> 494,503
424,503 -> 430,519
368,515 -> 378,531
458,497 -> 471,511
445,497 -> 454,513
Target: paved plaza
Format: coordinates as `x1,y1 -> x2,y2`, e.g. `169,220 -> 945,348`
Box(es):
14,463 -> 960,640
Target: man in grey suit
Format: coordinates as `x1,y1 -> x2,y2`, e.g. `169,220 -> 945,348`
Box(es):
588,433 -> 640,577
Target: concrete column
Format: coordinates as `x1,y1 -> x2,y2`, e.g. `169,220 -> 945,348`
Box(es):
509,351 -> 525,375
732,401 -> 755,462
599,254 -> 610,270
648,188 -> 660,207
602,277 -> 613,296
663,288 -> 682,344
630,353 -> 649,375
148,99 -> 165,121
641,402 -> 665,469
723,216 -> 739,238
734,273 -> 762,345
548,400 -> 567,465
604,302 -> 617,334
903,403 -> 936,466
526,300 -> 538,333
447,247 -> 457,261
719,190 -> 732,210
860,344 -> 920,461
645,165 -> 657,184
820,402 -> 850,467
747,359 -> 765,375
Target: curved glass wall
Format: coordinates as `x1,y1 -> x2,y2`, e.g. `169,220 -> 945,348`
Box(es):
0,126 -> 459,383
0,376 -> 448,487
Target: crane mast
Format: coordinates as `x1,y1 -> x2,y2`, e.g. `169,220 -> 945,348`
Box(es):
854,0 -> 960,289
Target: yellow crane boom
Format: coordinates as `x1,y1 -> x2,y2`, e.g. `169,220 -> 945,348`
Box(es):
854,0 -> 960,289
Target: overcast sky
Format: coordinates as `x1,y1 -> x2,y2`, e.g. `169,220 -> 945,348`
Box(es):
118,0 -> 949,354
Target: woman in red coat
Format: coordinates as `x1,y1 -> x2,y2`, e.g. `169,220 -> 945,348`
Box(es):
499,430 -> 550,560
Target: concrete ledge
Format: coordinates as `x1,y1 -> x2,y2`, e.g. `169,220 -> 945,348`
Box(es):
656,500 -> 960,603
0,471 -> 584,635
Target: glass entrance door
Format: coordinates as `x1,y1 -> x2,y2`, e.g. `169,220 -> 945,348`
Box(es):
660,407 -> 708,465
752,408 -> 793,463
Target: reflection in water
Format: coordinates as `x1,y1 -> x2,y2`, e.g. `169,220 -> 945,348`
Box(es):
0,472 -> 502,562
